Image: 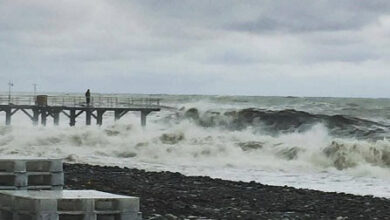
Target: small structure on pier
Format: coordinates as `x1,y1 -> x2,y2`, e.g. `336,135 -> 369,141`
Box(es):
0,95 -> 161,127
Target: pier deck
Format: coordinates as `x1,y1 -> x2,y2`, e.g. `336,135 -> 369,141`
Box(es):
0,95 -> 161,126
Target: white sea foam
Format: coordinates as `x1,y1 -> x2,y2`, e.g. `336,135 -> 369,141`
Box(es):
1,95 -> 390,197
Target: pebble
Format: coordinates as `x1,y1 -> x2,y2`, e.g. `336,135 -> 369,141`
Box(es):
64,163 -> 390,220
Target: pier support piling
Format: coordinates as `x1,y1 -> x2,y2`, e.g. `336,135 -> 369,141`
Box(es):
53,111 -> 60,126
141,110 -> 151,127
97,110 -> 105,126
41,110 -> 47,126
33,109 -> 39,126
114,110 -> 121,121
70,109 -> 76,126
5,108 -> 11,125
86,110 -> 92,125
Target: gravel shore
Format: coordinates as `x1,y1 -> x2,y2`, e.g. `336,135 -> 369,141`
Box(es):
64,163 -> 390,220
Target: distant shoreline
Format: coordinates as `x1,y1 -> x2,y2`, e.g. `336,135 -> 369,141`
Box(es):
64,163 -> 390,219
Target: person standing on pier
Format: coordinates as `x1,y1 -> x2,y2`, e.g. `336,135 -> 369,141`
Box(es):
85,89 -> 91,106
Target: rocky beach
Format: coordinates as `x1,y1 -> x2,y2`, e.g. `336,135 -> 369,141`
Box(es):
64,163 -> 390,220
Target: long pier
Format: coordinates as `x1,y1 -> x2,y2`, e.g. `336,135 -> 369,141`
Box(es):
0,95 -> 161,126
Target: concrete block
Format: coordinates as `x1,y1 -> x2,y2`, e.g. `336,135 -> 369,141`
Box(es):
0,158 -> 62,173
11,212 -> 58,220
0,161 -> 25,173
0,190 -> 140,220
95,198 -> 139,212
0,172 -> 63,188
57,213 -> 94,220
0,192 -> 13,210
14,197 -> 57,213
0,209 -> 12,220
26,160 -> 62,173
0,173 -> 27,187
27,172 -> 64,187
57,199 -> 94,212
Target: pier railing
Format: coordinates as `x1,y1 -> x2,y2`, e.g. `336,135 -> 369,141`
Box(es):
0,95 -> 161,108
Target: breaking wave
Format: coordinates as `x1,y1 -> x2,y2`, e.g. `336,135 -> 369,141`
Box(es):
1,106 -> 390,180
179,108 -> 390,140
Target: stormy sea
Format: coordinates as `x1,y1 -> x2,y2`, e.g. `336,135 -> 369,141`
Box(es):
2,94 -> 390,198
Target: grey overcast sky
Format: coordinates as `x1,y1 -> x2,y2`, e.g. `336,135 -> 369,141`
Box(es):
0,0 -> 389,97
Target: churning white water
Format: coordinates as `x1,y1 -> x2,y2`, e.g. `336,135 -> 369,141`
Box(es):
1,94 -> 390,197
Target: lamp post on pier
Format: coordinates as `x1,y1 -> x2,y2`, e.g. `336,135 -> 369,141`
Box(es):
33,83 -> 38,105
8,81 -> 13,104
33,83 -> 37,96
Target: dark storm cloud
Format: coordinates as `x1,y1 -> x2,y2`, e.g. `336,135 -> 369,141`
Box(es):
227,1 -> 390,33
0,0 -> 389,97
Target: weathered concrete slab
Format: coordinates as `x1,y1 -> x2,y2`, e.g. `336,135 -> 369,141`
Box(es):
0,190 -> 141,220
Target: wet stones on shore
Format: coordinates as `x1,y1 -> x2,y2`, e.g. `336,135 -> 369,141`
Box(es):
64,163 -> 390,220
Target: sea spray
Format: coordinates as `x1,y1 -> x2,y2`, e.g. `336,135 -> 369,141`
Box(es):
1,95 -> 390,196
0,113 -> 389,174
